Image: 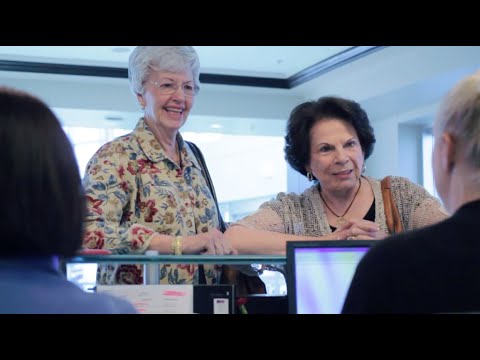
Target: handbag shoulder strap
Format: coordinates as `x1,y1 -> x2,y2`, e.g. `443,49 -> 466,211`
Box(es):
185,142 -> 266,294
381,176 -> 404,235
185,141 -> 226,232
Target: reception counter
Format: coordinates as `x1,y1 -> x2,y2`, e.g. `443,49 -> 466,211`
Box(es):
66,254 -> 288,314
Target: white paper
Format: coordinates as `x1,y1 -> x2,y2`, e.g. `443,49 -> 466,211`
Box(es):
96,285 -> 194,314
213,298 -> 229,314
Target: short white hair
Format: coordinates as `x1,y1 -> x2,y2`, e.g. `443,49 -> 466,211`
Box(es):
435,70 -> 480,168
128,46 -> 200,96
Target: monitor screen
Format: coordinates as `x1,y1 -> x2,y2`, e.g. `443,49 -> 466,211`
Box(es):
286,240 -> 375,314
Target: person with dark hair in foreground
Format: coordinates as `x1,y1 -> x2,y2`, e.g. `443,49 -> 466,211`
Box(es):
0,87 -> 136,314
342,70 -> 480,314
225,96 -> 448,255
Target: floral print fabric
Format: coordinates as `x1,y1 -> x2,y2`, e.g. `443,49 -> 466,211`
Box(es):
83,118 -> 221,285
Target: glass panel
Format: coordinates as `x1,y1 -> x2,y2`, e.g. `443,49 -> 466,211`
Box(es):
68,254 -> 286,265
260,270 -> 287,296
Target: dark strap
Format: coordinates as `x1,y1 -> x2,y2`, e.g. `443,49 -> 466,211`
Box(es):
186,141 -> 226,284
197,260 -> 207,285
186,141 -> 267,296
186,141 -> 226,231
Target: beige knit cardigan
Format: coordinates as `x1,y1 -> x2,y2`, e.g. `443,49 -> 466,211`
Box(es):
237,176 -> 448,236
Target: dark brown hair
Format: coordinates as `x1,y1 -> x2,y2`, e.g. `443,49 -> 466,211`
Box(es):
0,87 -> 85,257
285,96 -> 376,178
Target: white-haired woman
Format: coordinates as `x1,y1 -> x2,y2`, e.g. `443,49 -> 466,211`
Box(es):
83,46 -> 235,285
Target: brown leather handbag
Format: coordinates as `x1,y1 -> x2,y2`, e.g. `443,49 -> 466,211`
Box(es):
381,176 -> 404,234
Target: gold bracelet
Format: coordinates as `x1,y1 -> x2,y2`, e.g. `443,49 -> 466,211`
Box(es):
174,236 -> 183,255
171,235 -> 183,255
170,236 -> 175,254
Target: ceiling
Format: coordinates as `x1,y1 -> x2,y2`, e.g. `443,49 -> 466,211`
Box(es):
1,46 -> 479,189
0,46 -> 355,78
0,46 -> 479,139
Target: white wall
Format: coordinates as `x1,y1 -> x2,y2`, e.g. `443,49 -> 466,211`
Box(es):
398,123 -> 425,185
287,163 -> 311,194
293,46 -> 480,186
280,47 -> 480,194
294,46 -> 480,104
365,120 -> 399,179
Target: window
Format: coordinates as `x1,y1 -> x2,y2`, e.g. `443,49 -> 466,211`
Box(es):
182,132 -> 286,221
63,126 -> 130,176
421,128 -> 439,198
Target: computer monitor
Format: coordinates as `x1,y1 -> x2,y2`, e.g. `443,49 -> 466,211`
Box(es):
286,240 -> 376,314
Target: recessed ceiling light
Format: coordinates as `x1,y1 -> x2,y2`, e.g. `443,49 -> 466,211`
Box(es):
112,47 -> 131,53
210,123 -> 223,129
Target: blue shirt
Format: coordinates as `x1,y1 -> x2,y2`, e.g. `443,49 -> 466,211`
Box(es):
0,257 -> 137,314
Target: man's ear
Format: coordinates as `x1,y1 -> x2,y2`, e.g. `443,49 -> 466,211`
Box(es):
441,133 -> 456,173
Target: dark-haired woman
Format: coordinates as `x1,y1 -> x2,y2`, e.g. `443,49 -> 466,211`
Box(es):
225,96 -> 448,255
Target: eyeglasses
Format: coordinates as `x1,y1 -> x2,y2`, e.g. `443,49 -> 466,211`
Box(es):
149,80 -> 200,97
